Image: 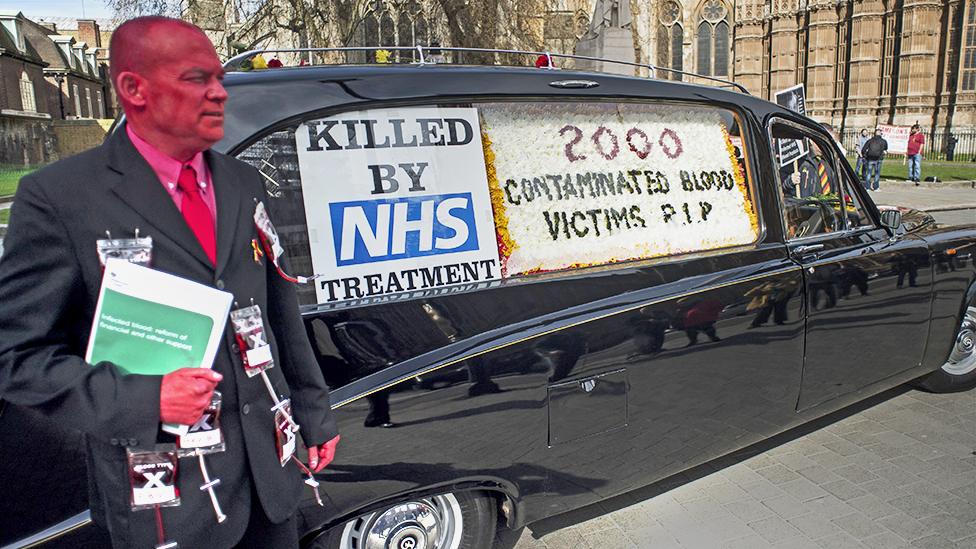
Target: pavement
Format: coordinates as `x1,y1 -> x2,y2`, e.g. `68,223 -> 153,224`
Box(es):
870,180 -> 976,214
508,386 -> 976,549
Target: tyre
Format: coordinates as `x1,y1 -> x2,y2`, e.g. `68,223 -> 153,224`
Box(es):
917,306 -> 976,393
307,491 -> 497,549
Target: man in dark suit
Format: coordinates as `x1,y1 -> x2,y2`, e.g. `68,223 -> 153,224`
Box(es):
0,17 -> 339,548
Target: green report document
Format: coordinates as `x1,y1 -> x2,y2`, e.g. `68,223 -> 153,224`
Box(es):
86,259 -> 234,434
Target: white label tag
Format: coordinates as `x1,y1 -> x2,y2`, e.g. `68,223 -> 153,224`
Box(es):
280,431 -> 296,466
132,485 -> 177,507
179,428 -> 222,449
246,345 -> 273,367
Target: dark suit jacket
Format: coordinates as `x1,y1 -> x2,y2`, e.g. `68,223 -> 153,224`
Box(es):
0,128 -> 337,547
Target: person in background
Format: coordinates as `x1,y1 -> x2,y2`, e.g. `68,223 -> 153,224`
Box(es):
821,123 -> 846,156
907,124 -> 925,185
428,41 -> 447,64
855,128 -> 870,184
862,128 -> 888,191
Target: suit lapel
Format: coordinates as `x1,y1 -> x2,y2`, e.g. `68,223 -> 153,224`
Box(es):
207,151 -> 242,281
105,128 -> 214,270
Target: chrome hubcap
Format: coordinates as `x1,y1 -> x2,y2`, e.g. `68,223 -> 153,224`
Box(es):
338,494 -> 463,549
367,501 -> 437,549
943,306 -> 976,376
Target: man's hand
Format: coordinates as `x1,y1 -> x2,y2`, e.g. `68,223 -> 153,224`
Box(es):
159,368 -> 222,424
308,435 -> 340,473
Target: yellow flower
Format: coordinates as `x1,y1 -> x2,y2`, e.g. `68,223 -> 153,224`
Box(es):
723,126 -> 759,236
375,50 -> 392,64
481,131 -> 516,276
251,54 -> 268,70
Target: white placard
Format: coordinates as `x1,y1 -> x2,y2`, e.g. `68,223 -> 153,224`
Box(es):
480,103 -> 758,275
179,427 -> 222,449
877,124 -> 910,155
774,84 -> 808,166
132,484 -> 177,507
245,344 -> 273,366
295,107 -> 501,304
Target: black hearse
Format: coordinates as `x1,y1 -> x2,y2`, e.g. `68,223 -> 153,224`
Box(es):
2,48 -> 975,549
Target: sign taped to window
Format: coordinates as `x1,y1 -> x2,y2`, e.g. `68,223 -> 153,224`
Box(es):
295,107 -> 501,304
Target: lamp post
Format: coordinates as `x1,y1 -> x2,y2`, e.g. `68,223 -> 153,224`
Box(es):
53,73 -> 65,119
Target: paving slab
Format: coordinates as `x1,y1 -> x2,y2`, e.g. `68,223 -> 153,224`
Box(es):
872,184 -> 976,212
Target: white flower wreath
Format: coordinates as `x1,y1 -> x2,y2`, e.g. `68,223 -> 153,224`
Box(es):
481,102 -> 758,276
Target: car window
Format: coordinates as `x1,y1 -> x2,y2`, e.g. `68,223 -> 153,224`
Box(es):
237,101 -> 760,307
769,122 -> 845,239
840,168 -> 873,230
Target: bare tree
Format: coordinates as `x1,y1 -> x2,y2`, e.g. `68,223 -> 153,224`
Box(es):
108,0 -> 547,62
106,0 -> 183,18
267,1 -> 366,50
436,0 -> 546,62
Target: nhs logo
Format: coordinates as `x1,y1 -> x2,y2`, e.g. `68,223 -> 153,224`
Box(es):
330,193 -> 479,266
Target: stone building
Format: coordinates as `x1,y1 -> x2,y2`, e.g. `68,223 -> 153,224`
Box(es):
0,11 -> 56,165
188,0 -> 975,133
33,16 -> 119,119
0,11 -> 116,165
29,26 -> 108,120
729,0 -> 974,135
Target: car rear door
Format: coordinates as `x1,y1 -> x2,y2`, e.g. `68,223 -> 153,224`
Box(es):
768,119 -> 933,410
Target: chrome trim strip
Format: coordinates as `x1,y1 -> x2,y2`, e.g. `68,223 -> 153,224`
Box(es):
2,511 -> 91,549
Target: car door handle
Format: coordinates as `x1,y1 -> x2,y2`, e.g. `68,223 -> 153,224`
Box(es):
792,244 -> 825,256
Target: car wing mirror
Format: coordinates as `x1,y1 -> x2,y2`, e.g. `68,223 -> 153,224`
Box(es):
880,209 -> 902,231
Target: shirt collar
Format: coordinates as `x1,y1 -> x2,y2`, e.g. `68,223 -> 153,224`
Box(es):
126,124 -> 209,193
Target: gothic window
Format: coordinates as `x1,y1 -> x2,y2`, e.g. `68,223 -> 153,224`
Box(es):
795,12 -> 807,83
658,1 -> 684,80
964,0 -> 976,90
18,71 -> 35,112
380,10 -> 395,46
357,0 -> 433,62
881,1 -> 898,97
835,4 -> 850,101
695,0 -> 730,77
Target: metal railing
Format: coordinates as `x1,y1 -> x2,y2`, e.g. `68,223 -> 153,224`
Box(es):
842,128 -> 976,162
223,45 -> 751,94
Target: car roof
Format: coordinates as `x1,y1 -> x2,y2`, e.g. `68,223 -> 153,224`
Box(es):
217,64 -> 792,154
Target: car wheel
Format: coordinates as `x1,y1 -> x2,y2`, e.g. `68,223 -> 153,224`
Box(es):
308,491 -> 497,549
917,306 -> 976,393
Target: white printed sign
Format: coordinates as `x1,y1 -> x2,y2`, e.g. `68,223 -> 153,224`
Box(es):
481,103 -> 758,275
132,473 -> 177,506
295,107 -> 501,304
774,84 -> 808,166
877,124 -> 910,155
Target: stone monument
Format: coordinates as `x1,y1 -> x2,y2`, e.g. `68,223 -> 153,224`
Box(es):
573,0 -> 636,76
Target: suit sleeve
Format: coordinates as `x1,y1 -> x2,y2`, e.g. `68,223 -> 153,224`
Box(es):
0,174 -> 162,448
256,172 -> 339,447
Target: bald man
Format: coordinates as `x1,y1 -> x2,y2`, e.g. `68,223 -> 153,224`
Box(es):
0,16 -> 338,548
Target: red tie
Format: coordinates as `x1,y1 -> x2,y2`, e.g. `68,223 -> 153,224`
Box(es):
176,165 -> 216,265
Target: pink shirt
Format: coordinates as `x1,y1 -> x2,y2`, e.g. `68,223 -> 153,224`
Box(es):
126,125 -> 217,223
